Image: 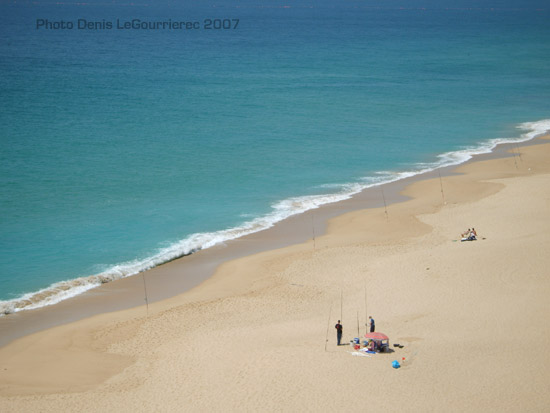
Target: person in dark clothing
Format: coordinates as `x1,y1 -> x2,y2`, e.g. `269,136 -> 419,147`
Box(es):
369,316 -> 375,333
335,320 -> 343,345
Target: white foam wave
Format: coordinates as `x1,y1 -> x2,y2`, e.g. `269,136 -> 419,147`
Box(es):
1,119 -> 548,315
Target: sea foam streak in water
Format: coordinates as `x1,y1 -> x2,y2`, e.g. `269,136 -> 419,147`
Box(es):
1,119 -> 548,315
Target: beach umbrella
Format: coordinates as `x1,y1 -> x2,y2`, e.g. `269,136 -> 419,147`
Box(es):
364,332 -> 389,340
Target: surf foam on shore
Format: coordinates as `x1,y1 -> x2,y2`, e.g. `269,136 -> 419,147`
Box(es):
1,119 -> 548,315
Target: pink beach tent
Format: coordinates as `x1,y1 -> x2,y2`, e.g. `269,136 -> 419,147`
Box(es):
364,332 -> 390,352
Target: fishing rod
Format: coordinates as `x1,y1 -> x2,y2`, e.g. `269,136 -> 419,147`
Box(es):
438,169 -> 445,204
364,281 -> 368,335
381,188 -> 388,220
324,303 -> 332,352
356,310 -> 359,339
142,272 -> 149,317
311,213 -> 316,250
515,142 -> 523,162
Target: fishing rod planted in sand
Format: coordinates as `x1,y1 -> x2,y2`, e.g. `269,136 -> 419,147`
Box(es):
356,310 -> 360,338
381,188 -> 388,220
364,282 -> 368,335
142,272 -> 149,317
511,145 -> 519,169
515,142 -> 523,162
311,213 -> 316,251
438,169 -> 446,205
324,303 -> 332,352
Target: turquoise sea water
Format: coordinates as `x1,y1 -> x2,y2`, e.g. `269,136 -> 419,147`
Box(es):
1,1 -> 549,313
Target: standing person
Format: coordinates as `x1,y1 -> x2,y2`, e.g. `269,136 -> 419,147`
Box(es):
369,316 -> 375,333
335,320 -> 343,345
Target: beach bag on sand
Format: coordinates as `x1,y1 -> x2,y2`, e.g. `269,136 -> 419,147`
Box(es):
392,360 -> 401,369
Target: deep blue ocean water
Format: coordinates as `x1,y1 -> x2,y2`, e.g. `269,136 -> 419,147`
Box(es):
1,1 -> 549,313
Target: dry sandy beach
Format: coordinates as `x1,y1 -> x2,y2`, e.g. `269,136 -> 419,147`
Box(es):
1,138 -> 549,412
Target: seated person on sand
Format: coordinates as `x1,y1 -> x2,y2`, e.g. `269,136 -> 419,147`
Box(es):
461,227 -> 477,241
461,228 -> 471,238
368,339 -> 376,352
